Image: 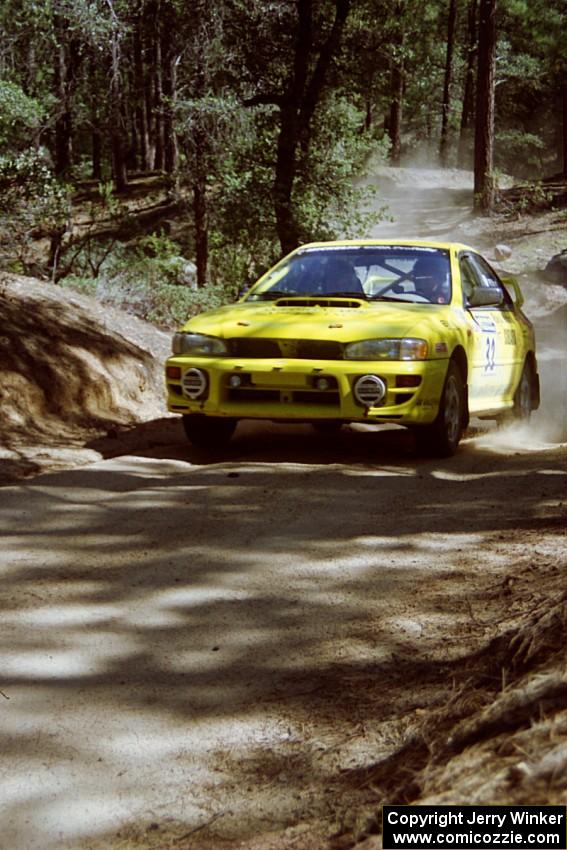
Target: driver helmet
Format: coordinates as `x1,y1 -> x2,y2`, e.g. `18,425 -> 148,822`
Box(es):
412,255 -> 450,303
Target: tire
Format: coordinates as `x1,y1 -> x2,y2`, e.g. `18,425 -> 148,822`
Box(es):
182,414 -> 237,449
311,421 -> 343,434
512,360 -> 534,421
414,361 -> 465,457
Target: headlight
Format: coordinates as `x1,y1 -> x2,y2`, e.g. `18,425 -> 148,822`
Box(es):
344,338 -> 428,361
172,333 -> 229,356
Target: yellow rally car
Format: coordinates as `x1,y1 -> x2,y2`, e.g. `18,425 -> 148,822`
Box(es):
165,240 -> 539,456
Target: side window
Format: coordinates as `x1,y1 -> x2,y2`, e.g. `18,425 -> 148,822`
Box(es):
459,256 -> 480,304
469,254 -> 513,309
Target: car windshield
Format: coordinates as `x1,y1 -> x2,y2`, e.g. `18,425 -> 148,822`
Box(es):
246,246 -> 452,305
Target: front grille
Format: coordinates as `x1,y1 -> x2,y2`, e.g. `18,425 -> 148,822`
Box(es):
227,388 -> 281,402
292,391 -> 339,405
227,387 -> 340,406
228,338 -> 343,360
228,339 -> 281,358
296,340 -> 343,359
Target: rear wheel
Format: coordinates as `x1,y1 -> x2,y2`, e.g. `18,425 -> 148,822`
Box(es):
497,360 -> 535,428
182,414 -> 237,449
414,361 -> 465,457
512,360 -> 534,421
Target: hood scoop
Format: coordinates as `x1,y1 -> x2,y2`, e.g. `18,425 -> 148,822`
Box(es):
275,297 -> 363,308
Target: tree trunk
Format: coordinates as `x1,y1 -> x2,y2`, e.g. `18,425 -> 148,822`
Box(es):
364,97 -> 373,132
126,102 -> 138,171
389,61 -> 404,164
111,130 -> 128,191
273,0 -> 351,254
110,38 -> 128,191
439,0 -> 458,167
134,20 -> 151,170
162,42 -> 178,173
92,129 -> 103,181
145,59 -> 156,169
473,0 -> 497,212
193,175 -> 208,288
53,12 -> 74,176
153,25 -> 164,171
562,83 -> 567,177
458,0 -> 478,168
25,43 -> 36,97
274,106 -> 302,255
54,50 -> 73,174
388,1 -> 406,166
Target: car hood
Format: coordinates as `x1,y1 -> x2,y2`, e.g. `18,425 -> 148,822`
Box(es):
183,300 -> 445,343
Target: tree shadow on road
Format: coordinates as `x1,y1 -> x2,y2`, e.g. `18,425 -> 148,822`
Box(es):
1,429 -> 566,849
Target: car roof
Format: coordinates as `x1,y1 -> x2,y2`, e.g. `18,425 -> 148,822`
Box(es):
294,239 -> 474,253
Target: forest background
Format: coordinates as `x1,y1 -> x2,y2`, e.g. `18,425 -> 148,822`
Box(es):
0,0 -> 566,326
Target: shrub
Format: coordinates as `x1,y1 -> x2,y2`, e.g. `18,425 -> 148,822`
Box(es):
60,234 -> 237,328
0,80 -> 44,152
495,129 -> 546,179
0,149 -> 70,275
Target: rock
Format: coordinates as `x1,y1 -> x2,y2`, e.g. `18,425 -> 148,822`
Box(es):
179,259 -> 197,287
543,249 -> 567,285
162,256 -> 197,288
494,243 -> 513,261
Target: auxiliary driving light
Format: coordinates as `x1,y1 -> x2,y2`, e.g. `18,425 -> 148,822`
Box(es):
315,377 -> 331,391
353,374 -> 387,407
229,374 -> 243,388
182,367 -> 208,400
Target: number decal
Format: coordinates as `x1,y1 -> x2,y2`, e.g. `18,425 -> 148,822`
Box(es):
485,336 -> 496,372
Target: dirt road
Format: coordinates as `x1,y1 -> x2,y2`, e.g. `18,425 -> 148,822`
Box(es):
2,422 -> 566,850
1,168 -> 566,850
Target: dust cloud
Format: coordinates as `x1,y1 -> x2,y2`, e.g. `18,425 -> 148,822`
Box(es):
474,308 -> 567,452
365,165 -> 475,242
365,164 -> 567,452
532,316 -> 567,443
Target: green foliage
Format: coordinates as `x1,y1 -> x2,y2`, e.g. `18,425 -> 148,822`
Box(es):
0,149 -> 70,272
176,94 -> 245,165
211,95 -> 387,283
207,107 -> 281,281
61,269 -> 232,329
495,129 -> 546,178
138,232 -> 182,260
496,0 -> 566,175
0,80 -> 44,152
292,94 -> 386,242
499,181 -> 554,216
59,227 -> 234,326
0,0 -> 564,307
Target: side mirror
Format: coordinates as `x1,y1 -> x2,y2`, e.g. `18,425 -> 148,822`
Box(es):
467,286 -> 504,308
500,275 -> 524,309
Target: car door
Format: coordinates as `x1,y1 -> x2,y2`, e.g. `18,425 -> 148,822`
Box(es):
459,252 -> 518,413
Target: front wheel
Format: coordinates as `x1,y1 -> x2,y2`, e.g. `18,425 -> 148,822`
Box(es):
414,361 -> 465,457
182,414 -> 237,449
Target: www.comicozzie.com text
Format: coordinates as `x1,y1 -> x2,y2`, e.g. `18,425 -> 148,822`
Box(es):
386,811 -> 565,830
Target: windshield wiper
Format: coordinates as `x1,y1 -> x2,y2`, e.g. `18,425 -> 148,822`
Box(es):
320,291 -> 367,299
370,294 -> 413,302
249,290 -> 293,301
251,290 -> 367,301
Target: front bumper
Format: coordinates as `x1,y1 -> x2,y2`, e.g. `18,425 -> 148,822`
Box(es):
165,356 -> 449,425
